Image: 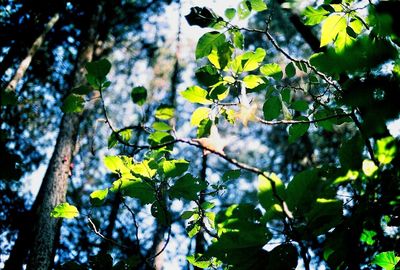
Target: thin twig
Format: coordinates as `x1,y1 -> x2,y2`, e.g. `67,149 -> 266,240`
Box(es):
122,200 -> 141,248
87,216 -> 130,250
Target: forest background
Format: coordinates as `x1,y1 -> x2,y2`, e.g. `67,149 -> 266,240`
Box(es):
0,0 -> 399,269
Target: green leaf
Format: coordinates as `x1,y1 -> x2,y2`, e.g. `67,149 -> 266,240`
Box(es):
152,122 -> 172,131
231,29 -> 244,49
209,84 -> 229,101
320,15 -> 347,47
85,58 -> 112,80
51,202 -> 79,219
195,65 -> 220,87
238,1 -> 251,19
258,173 -> 285,211
249,0 -> 267,12
90,188 -> 108,206
372,251 -> 400,270
286,169 -> 322,214
291,100 -> 309,112
288,116 -> 310,143
225,8 -> 236,20
185,7 -> 221,28
187,254 -> 215,268
131,86 -> 147,106
181,211 -> 195,220
131,160 -> 158,179
122,181 -> 155,204
314,109 -> 336,131
243,75 -> 265,89
208,204 -> 270,266
303,6 -> 330,26
196,31 -> 226,59
162,159 -> 189,178
104,156 -> 128,173
305,198 -> 343,235
61,94 -> 85,113
108,132 -> 118,149
260,63 -> 283,80
376,136 -> 397,165
360,229 -> 377,245
181,86 -> 212,105
187,222 -> 202,238
207,42 -> 233,70
201,201 -> 215,210
242,48 -> 266,72
191,107 -> 211,126
155,104 -> 174,120
281,87 -> 292,103
285,62 -> 296,78
148,131 -> 174,146
169,174 -> 207,201
197,118 -> 212,138
263,95 -> 281,120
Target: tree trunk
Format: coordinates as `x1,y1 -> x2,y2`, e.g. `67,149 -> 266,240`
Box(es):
194,154 -> 207,270
4,13 -> 60,93
23,4 -> 103,270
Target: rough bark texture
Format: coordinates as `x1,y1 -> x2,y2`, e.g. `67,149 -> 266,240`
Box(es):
5,13 -> 59,92
24,4 -> 103,270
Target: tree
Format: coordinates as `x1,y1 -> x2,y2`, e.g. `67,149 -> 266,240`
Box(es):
2,0 -> 400,269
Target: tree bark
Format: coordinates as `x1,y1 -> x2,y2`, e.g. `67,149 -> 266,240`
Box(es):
23,4 -> 103,270
194,154 -> 207,270
4,13 -> 60,93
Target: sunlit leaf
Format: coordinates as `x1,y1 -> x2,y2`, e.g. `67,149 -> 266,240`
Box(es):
51,202 -> 79,219
260,63 -> 283,80
372,251 -> 400,270
181,86 -> 212,105
155,104 -> 175,120
90,188 -> 108,206
258,173 -> 285,211
320,15 -> 347,47
162,159 -> 189,178
249,0 -> 267,12
360,229 -> 377,245
191,107 -> 211,126
303,6 -> 330,26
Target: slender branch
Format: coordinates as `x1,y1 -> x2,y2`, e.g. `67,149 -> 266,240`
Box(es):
146,225 -> 172,261
351,110 -> 378,165
87,216 -> 130,250
122,200 -> 141,249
